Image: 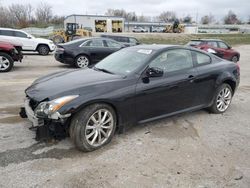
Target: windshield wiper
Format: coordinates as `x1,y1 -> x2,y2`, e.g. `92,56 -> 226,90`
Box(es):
93,67 -> 114,74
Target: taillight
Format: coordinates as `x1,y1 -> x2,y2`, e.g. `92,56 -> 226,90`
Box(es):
56,47 -> 64,52
236,63 -> 240,73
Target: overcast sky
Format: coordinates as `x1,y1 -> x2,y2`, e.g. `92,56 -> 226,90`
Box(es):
1,0 -> 249,21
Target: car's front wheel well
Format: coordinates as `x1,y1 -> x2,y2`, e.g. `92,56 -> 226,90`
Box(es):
71,101 -> 120,130
223,79 -> 236,94
36,44 -> 50,51
75,54 -> 90,61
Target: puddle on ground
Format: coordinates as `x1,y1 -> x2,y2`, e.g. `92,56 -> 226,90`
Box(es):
0,106 -> 20,115
150,118 -> 199,140
239,85 -> 250,92
0,136 -> 119,167
0,116 -> 24,124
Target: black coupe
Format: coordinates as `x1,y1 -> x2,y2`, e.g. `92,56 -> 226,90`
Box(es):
54,37 -> 124,68
21,45 -> 240,152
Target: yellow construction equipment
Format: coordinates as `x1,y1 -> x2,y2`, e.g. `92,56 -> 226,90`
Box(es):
51,23 -> 92,44
164,20 -> 185,33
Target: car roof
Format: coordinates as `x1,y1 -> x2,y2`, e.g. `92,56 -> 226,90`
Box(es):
191,39 -> 223,42
100,34 -> 136,39
129,44 -> 180,50
0,27 -> 18,31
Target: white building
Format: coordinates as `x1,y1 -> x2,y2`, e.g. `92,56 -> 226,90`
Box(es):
64,14 -> 124,33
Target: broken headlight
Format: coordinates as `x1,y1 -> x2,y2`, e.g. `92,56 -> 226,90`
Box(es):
34,95 -> 79,119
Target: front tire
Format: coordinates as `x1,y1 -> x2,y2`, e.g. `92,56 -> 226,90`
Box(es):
74,55 -> 90,68
208,84 -> 233,114
0,52 -> 14,72
231,55 -> 238,63
70,103 -> 117,152
37,45 -> 50,55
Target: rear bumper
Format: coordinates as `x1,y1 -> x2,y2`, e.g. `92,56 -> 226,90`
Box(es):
54,53 -> 74,64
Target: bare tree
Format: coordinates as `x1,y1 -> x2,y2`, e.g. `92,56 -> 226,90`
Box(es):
8,3 -> 33,28
157,11 -> 176,22
105,9 -> 138,21
0,5 -> 10,27
224,10 -> 241,24
35,2 -> 52,24
201,14 -> 215,24
247,16 -> 250,24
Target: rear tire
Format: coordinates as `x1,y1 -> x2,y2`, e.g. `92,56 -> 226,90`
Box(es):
0,52 -> 14,72
70,103 -> 117,152
74,55 -> 90,68
208,84 -> 233,114
37,45 -> 50,56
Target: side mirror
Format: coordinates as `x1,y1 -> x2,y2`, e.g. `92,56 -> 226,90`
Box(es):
228,46 -> 232,49
27,36 -> 32,39
146,67 -> 164,77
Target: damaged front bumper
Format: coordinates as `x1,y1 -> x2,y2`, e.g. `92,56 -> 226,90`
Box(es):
20,98 -> 70,141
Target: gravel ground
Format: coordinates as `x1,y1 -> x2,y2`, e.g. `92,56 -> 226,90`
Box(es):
0,46 -> 249,188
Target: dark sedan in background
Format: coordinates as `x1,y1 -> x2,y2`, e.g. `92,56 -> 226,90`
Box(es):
187,39 -> 240,63
21,45 -> 240,152
100,34 -> 140,47
55,37 -> 124,68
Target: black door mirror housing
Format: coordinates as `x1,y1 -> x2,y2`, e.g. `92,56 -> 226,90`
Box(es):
146,67 -> 164,77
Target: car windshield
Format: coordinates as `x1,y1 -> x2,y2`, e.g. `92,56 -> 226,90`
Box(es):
94,48 -> 153,75
187,40 -> 202,46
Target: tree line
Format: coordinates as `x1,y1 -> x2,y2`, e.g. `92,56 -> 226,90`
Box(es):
0,2 -> 249,29
0,2 -> 64,28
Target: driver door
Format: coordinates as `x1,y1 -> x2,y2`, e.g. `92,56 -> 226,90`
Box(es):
14,31 -> 35,50
135,48 -> 199,122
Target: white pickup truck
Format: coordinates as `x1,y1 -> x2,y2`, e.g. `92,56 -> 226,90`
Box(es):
0,28 -> 55,55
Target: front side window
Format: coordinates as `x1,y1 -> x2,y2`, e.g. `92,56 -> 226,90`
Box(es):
149,49 -> 193,73
193,51 -> 211,65
0,30 -> 14,36
218,42 -> 229,49
15,31 -> 28,38
105,40 -> 121,48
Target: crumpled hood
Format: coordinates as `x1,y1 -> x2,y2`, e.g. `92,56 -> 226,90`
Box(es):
26,68 -> 123,102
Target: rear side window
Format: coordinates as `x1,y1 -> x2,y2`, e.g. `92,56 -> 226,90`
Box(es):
193,51 -> 211,65
187,40 -> 202,46
105,40 -> 121,48
15,31 -> 28,38
84,39 -> 104,47
116,37 -> 128,43
129,38 -> 138,44
0,30 -> 14,36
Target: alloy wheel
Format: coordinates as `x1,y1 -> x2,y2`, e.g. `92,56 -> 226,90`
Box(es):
85,109 -> 114,147
216,87 -> 232,112
232,56 -> 238,63
0,56 -> 10,71
77,56 -> 89,68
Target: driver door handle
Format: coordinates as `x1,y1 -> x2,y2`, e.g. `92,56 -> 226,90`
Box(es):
188,75 -> 195,82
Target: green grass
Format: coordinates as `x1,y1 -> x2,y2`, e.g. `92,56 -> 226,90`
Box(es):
139,34 -> 250,46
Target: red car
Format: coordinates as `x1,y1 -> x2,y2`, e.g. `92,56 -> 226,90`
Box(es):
0,41 -> 23,72
187,39 -> 240,63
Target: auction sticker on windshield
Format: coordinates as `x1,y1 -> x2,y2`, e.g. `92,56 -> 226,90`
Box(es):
137,49 -> 152,54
